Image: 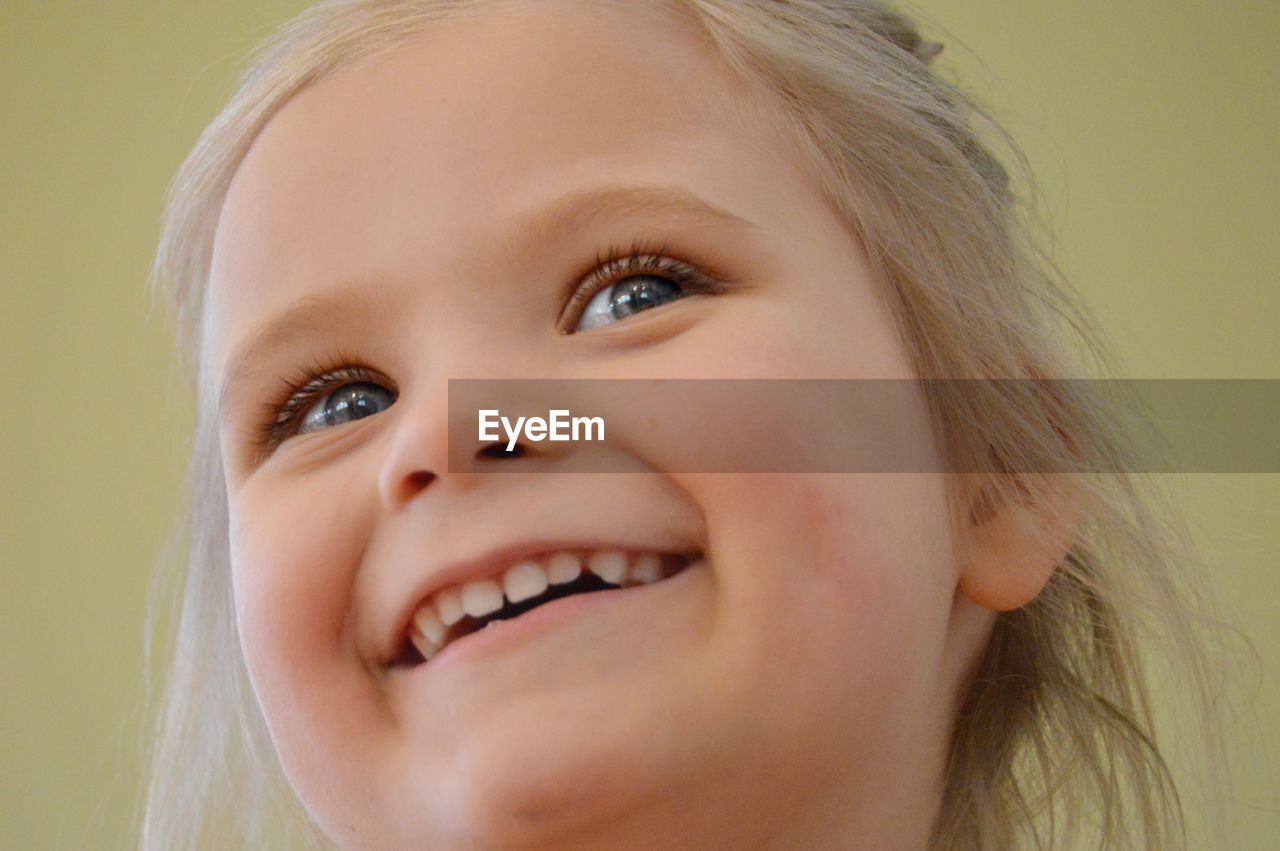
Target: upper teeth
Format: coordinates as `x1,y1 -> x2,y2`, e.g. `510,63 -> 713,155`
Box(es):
408,550 -> 673,663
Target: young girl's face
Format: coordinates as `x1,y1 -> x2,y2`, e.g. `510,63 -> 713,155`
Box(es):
205,2 -> 994,847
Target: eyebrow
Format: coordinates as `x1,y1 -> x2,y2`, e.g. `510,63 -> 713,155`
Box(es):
216,183 -> 762,420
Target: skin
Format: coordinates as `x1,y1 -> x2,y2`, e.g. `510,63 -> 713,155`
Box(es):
203,2 -> 1070,848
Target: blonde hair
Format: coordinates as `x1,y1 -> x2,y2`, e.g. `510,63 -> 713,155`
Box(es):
142,1 -> 1251,847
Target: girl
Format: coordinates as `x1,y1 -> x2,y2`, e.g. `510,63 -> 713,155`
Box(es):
142,1 -> 1244,848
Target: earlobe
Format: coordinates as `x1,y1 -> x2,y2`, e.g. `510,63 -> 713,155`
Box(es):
957,475 -> 1085,612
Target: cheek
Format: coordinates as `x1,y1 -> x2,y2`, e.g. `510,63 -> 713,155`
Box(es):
691,473 -> 957,750
233,496 -> 341,671
226,471 -> 400,837
799,474 -> 958,678
699,472 -> 953,626
227,472 -> 376,740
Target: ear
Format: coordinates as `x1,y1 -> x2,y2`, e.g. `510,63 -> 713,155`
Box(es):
957,474 -> 1086,612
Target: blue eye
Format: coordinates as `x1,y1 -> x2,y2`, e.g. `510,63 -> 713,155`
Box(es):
297,381 -> 396,435
251,361 -> 397,461
564,243 -> 723,333
575,275 -> 685,330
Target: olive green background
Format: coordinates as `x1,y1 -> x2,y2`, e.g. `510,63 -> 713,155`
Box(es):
3,1 -> 1277,846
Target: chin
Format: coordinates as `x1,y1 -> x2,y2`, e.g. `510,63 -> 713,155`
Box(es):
405,713 -> 668,849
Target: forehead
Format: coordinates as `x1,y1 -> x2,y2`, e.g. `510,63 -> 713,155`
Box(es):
204,0 -> 825,385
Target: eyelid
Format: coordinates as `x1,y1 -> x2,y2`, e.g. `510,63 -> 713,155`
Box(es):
556,237 -> 731,333
244,352 -> 395,466
238,239 -> 737,465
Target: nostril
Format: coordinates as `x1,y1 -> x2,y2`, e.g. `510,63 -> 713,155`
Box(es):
405,471 -> 435,489
478,442 -> 525,459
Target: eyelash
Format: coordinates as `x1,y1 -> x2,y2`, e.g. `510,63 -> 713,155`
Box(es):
557,237 -> 724,332
249,239 -> 727,457
250,348 -> 387,462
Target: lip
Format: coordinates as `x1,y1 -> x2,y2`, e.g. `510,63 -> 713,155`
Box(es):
396,556 -> 705,675
381,537 -> 698,667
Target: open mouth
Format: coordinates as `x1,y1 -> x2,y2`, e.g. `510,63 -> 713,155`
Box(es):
389,549 -> 699,668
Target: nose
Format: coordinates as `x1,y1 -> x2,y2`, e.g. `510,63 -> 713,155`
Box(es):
376,382 -> 538,511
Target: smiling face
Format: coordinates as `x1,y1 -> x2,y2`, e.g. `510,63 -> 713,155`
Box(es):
204,1 -> 992,848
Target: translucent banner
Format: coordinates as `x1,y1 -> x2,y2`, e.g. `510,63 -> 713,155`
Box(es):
445,379 -> 1280,473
